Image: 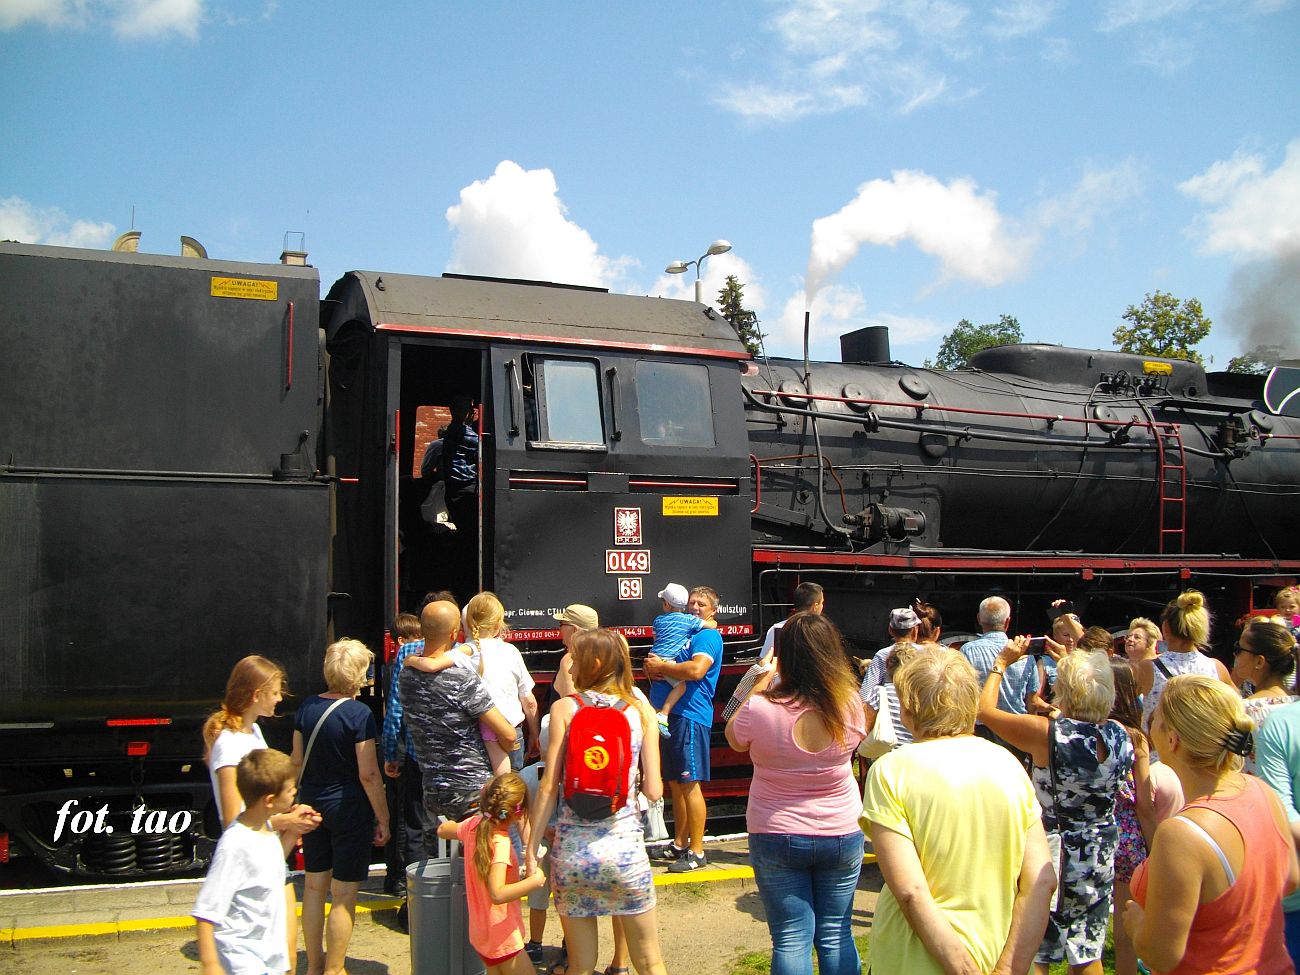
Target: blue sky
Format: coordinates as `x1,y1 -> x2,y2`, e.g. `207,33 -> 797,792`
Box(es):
3,0 -> 1298,367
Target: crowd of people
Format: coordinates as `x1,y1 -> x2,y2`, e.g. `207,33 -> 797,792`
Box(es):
188,580 -> 1300,975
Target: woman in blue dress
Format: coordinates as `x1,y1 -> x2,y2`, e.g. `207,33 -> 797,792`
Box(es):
978,641 -> 1134,975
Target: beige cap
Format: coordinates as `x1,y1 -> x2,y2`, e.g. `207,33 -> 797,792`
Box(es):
554,604 -> 599,629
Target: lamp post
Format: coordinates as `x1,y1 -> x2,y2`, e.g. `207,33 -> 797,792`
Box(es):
665,240 -> 732,304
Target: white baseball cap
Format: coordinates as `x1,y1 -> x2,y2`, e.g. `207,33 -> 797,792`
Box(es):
657,583 -> 689,609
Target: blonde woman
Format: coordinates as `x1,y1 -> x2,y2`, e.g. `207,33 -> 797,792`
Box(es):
1124,675 -> 1298,972
1124,618 -> 1161,666
1138,590 -> 1232,735
978,646 -> 1134,975
292,639 -> 390,975
863,646 -> 1055,975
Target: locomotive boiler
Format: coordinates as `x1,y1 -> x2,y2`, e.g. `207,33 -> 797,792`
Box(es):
740,327 -> 1299,644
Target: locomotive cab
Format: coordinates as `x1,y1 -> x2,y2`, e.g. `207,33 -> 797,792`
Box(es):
322,271 -> 755,680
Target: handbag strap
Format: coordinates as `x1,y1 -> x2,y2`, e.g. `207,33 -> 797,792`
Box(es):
1153,657 -> 1174,681
1046,715 -> 1061,825
298,696 -> 349,786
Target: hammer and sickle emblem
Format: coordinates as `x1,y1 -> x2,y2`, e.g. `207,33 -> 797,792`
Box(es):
584,746 -> 610,770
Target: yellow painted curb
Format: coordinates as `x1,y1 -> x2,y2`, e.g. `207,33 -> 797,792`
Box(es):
653,865 -> 754,886
10,921 -> 120,942
3,897 -> 405,945
3,854 -> 866,943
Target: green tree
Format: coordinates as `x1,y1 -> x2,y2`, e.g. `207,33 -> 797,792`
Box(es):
1112,291 -> 1212,365
925,314 -> 1023,369
1226,344 -> 1284,375
717,275 -> 764,356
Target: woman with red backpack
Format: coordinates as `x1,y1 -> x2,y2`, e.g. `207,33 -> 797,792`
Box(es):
526,628 -> 667,975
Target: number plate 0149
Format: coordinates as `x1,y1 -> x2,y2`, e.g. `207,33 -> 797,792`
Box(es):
605,549 -> 650,574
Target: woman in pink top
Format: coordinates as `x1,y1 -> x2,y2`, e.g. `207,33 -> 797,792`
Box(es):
726,613 -> 867,975
1124,675 -> 1299,974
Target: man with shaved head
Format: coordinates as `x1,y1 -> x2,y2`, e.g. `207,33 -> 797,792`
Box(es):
399,600 -> 517,823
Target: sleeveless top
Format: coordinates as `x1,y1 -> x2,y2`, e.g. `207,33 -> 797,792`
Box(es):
1142,649 -> 1220,733
1131,775 -> 1293,975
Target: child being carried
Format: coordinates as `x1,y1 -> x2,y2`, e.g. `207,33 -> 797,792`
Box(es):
647,582 -> 717,737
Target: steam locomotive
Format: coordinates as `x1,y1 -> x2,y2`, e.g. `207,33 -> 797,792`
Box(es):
2,240 -> 1296,879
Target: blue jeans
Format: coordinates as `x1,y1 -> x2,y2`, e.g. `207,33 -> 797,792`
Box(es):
748,831 -> 863,975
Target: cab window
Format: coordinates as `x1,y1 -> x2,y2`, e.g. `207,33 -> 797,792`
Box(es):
636,360 -> 715,447
525,356 -> 605,447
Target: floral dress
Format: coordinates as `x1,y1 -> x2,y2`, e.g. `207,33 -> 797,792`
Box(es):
550,691 -> 654,917
1112,770 -> 1145,884
1031,717 -> 1134,967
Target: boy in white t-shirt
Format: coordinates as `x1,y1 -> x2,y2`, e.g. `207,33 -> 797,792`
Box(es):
193,749 -> 299,975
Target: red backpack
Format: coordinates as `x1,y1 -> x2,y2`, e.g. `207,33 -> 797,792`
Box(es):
563,692 -> 633,820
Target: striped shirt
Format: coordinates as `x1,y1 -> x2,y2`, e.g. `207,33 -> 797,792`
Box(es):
864,683 -> 914,747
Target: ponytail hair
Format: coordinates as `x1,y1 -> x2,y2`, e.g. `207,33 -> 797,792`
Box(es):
1161,589 -> 1211,648
1157,674 -> 1253,774
465,592 -> 507,676
474,772 -> 529,880
202,655 -> 286,759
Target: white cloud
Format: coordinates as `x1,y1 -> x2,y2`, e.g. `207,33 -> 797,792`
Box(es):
1133,33 -> 1196,73
1097,0 -> 1197,31
988,0 -> 1060,39
0,196 -> 115,247
771,0 -> 899,56
806,169 -> 1034,301
1179,139 -> 1300,258
110,0 -> 201,39
445,160 -> 632,290
0,0 -> 205,37
714,82 -> 867,123
1035,158 -> 1144,234
714,0 -> 967,121
0,0 -> 87,29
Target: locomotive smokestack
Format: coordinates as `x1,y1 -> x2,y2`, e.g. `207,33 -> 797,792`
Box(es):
840,325 -> 891,364
281,231 -> 308,266
803,310 -> 811,384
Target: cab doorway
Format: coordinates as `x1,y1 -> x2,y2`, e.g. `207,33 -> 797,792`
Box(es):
396,342 -> 487,613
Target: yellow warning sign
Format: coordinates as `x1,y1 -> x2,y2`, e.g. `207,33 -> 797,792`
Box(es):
1142,361 -> 1174,376
663,497 -> 719,517
583,746 -> 610,770
211,277 -> 279,301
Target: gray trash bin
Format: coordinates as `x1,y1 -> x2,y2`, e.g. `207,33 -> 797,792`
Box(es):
407,856 -> 485,975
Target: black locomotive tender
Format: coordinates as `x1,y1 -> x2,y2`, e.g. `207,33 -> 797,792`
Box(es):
2,241 -> 1297,879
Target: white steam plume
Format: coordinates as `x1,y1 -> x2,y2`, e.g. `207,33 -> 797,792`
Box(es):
804,169 -> 1032,306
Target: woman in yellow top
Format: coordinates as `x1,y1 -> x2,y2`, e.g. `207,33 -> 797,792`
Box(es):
861,646 -> 1056,974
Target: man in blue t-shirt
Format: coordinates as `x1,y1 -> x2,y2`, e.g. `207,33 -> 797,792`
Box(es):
644,585 -> 723,873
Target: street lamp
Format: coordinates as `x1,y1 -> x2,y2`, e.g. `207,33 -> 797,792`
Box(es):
665,239 -> 732,304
